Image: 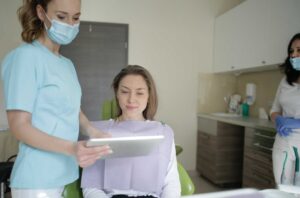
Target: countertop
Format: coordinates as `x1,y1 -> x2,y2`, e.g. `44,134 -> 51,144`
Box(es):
198,113 -> 275,132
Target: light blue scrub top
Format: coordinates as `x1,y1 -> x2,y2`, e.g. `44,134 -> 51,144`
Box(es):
1,41 -> 82,188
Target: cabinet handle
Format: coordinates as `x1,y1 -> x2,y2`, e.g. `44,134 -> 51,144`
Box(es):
253,142 -> 273,151
254,132 -> 275,140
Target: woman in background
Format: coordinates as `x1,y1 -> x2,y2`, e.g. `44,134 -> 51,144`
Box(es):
81,65 -> 181,198
270,33 -> 300,186
1,0 -> 111,197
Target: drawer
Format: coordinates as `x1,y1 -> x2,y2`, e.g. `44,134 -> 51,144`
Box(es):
243,174 -> 275,189
243,157 -> 274,179
244,146 -> 272,165
243,165 -> 275,189
198,117 -> 244,136
243,159 -> 275,189
198,117 -> 218,135
244,132 -> 274,155
245,127 -> 276,140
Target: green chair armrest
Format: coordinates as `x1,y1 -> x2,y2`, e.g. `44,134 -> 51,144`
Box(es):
176,145 -> 183,156
63,179 -> 83,198
178,162 -> 195,196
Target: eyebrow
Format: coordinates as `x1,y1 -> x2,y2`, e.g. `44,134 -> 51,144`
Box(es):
56,11 -> 81,16
120,85 -> 147,90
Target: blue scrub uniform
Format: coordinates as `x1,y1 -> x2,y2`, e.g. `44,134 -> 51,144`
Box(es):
1,41 -> 82,188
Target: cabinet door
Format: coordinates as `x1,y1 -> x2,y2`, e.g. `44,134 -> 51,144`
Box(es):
264,0 -> 300,65
61,22 -> 128,120
214,0 -> 300,73
214,0 -> 269,73
243,127 -> 276,189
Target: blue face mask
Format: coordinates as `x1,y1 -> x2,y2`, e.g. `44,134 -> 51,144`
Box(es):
44,14 -> 79,45
290,57 -> 300,71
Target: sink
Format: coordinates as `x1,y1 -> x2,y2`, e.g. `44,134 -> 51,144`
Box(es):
211,112 -> 241,118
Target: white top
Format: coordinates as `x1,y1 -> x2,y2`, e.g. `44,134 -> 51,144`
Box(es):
82,141 -> 181,198
270,77 -> 300,118
271,77 -> 300,151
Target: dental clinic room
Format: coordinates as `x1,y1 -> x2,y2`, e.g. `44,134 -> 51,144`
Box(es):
1,0 -> 300,198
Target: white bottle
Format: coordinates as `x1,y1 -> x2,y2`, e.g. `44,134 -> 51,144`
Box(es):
246,83 -> 256,105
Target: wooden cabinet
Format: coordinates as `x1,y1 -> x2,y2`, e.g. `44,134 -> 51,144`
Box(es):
243,127 -> 276,189
214,0 -> 300,73
197,117 -> 244,185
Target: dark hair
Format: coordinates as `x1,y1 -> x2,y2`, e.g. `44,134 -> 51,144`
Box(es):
18,0 -> 51,43
112,65 -> 158,120
280,33 -> 300,85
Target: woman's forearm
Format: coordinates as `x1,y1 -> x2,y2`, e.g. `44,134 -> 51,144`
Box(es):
7,111 -> 75,156
8,110 -> 112,167
79,110 -> 110,139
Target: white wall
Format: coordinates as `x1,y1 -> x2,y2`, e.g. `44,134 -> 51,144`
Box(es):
0,0 -> 242,170
0,0 -> 22,127
80,0 -> 242,170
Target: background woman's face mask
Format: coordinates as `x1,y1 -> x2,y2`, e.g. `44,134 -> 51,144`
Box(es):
44,13 -> 80,45
290,57 -> 300,71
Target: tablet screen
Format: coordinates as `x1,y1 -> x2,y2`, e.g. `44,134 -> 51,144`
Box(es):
86,135 -> 164,159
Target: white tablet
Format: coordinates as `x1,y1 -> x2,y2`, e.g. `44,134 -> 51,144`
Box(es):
86,135 -> 164,159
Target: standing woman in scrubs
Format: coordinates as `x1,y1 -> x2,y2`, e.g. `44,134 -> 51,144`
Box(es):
1,0 -> 112,197
270,33 -> 300,186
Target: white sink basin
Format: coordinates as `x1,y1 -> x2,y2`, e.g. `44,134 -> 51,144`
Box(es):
211,112 -> 241,118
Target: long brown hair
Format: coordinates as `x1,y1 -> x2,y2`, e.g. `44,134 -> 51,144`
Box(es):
112,65 -> 158,120
280,33 -> 300,85
18,0 -> 51,43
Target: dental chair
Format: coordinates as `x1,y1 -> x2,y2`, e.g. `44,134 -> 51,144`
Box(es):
0,155 -> 16,198
63,99 -> 195,197
176,147 -> 195,195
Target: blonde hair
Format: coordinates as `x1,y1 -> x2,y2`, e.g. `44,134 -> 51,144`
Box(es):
18,0 -> 51,43
112,65 -> 158,120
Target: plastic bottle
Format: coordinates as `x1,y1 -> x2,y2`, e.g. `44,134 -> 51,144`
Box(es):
242,103 -> 249,117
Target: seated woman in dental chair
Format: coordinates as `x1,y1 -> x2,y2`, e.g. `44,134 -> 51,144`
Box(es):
81,65 -> 181,198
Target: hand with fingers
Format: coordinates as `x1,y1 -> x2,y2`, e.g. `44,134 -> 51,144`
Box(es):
74,141 -> 112,168
275,116 -> 300,137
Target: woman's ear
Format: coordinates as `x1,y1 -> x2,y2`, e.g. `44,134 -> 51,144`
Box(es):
36,5 -> 44,21
36,5 -> 51,30
36,4 -> 48,25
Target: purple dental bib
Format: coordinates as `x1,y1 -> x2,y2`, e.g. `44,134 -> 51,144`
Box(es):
81,120 -> 174,195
